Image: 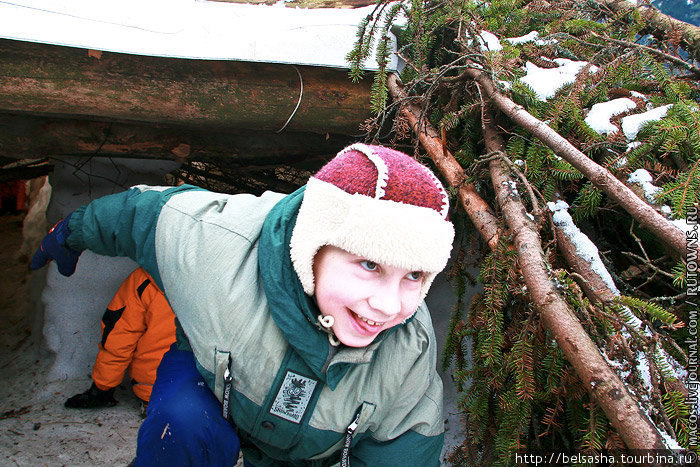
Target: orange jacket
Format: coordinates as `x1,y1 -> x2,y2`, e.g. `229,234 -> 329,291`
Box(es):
92,267 -> 176,402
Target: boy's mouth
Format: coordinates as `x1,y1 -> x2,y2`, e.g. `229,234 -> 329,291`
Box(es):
349,310 -> 384,334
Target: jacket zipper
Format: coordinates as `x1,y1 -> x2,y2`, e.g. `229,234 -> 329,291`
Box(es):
340,407 -> 362,467
222,356 -> 233,420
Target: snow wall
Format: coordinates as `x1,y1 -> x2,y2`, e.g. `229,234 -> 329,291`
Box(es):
40,157 -> 180,381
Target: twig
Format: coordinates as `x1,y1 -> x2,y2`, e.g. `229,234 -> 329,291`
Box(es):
594,307 -> 651,345
0,406 -> 31,420
650,292 -> 687,303
596,31 -> 700,77
646,350 -> 678,440
621,251 -> 676,280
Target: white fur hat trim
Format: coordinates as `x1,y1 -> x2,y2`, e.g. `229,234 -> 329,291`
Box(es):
290,178 -> 455,300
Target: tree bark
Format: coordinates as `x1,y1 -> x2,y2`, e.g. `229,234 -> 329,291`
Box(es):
387,74 -> 501,250
387,70 -> 669,452
482,106 -> 668,452
553,224 -> 619,303
465,66 -> 690,259
596,0 -> 700,63
555,221 -> 691,400
0,113 -> 352,167
0,39 -> 372,136
0,160 -> 53,183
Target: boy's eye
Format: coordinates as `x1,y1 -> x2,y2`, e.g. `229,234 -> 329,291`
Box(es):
406,271 -> 423,281
360,260 -> 378,271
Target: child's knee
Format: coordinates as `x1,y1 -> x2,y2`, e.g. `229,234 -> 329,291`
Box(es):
137,400 -> 239,466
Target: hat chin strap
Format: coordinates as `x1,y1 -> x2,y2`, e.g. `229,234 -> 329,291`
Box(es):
316,314 -> 341,347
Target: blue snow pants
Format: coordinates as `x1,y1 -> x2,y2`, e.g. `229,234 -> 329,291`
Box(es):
134,344 -> 245,467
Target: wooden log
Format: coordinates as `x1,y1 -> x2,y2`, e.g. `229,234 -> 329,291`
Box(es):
0,161 -> 53,183
0,39 -> 372,135
0,113 -> 354,165
386,74 -> 501,250
464,64 -> 690,260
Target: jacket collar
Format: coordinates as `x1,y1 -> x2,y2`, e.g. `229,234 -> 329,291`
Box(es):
258,186 -> 390,389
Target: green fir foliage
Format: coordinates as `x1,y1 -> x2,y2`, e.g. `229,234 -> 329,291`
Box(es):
571,183 -> 603,222
351,0 -> 695,462
615,295 -> 678,326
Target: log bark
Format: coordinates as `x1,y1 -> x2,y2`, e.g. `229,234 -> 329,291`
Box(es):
387,71 -> 669,452
596,0 -> 700,63
0,160 -> 53,183
464,66 -> 690,259
0,113 -> 353,166
0,39 -> 372,135
553,225 -> 619,303
387,74 -> 501,250
482,106 -> 668,452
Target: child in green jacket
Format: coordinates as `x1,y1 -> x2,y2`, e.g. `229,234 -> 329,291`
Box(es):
32,143 -> 455,466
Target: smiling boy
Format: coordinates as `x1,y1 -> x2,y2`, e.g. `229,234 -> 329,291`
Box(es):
313,247 -> 424,348
32,144 -> 455,466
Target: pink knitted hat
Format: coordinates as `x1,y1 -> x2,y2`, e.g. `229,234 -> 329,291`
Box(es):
290,143 -> 455,300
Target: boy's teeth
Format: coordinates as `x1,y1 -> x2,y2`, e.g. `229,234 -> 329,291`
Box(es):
359,316 -> 379,326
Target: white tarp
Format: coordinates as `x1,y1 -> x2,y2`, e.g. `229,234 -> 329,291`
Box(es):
0,0 -> 397,70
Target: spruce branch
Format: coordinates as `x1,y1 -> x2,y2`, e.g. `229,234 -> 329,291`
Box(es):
387,73 -> 502,250
476,150 -> 544,220
462,61 -> 692,260
592,32 -> 700,77
480,102 -> 668,452
595,0 -> 700,63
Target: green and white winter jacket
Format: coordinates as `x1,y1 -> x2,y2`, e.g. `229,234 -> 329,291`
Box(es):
66,184 -> 445,466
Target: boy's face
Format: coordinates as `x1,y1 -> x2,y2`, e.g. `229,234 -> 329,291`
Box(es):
312,245 -> 424,348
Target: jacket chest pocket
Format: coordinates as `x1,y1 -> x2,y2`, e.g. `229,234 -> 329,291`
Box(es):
251,369 -> 322,449
216,346 -> 324,451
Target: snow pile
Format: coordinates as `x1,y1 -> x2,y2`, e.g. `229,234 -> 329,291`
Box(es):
626,141 -> 642,152
505,31 -> 540,45
621,104 -> 673,140
478,30 -> 503,51
627,169 -> 661,203
584,98 -> 637,135
520,59 -> 599,100
505,30 -> 557,46
42,157 -> 179,380
627,169 -> 695,236
477,29 -> 558,52
547,200 -> 619,294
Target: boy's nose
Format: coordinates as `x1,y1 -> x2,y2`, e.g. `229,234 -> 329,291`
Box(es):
367,286 -> 402,318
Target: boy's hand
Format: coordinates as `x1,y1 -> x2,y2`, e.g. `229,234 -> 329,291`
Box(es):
65,382 -> 117,409
30,213 -> 81,276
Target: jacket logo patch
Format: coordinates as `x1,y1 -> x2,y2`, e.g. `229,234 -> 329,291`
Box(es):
269,371 -> 317,424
